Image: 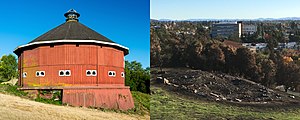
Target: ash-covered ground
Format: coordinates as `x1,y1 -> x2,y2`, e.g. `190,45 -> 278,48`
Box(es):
152,68 -> 300,106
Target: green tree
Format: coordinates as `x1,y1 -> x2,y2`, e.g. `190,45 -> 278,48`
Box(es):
125,61 -> 150,93
0,54 -> 18,81
290,21 -> 297,30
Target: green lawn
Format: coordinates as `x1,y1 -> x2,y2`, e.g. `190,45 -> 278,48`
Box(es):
151,86 -> 300,120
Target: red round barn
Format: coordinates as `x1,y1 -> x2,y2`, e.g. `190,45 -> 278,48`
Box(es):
14,9 -> 134,110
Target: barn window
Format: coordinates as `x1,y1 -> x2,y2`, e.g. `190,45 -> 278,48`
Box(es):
59,70 -> 65,76
40,71 -> 45,77
22,72 -> 27,78
86,70 -> 91,76
121,72 -> 125,77
65,70 -> 71,76
50,45 -> 54,48
76,44 -> 79,47
92,70 -> 97,76
108,71 -> 115,77
36,71 -> 40,77
87,70 -> 97,76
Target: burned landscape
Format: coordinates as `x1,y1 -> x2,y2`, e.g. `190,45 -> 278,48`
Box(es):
150,20 -> 300,119
152,68 -> 300,107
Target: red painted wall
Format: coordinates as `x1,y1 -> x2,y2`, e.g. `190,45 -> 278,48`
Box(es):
19,44 -> 125,87
62,87 -> 134,110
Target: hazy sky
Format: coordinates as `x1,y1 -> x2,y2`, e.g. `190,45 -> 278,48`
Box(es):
0,0 -> 149,68
151,0 -> 300,20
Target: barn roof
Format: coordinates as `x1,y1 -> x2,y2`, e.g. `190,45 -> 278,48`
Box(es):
14,9 -> 129,55
30,21 -> 115,43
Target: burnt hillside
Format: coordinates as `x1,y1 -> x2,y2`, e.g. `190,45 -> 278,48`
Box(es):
151,21 -> 300,92
152,68 -> 300,106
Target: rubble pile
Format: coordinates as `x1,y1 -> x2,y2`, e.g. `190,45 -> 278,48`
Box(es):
155,69 -> 300,104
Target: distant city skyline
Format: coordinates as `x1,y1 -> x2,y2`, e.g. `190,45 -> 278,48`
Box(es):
151,0 -> 300,20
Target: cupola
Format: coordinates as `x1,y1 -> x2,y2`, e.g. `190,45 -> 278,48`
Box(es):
64,9 -> 80,22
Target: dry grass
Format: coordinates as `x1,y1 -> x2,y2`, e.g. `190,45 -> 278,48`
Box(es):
0,90 -> 149,120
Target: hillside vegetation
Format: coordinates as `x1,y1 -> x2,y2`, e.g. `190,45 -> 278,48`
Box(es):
151,86 -> 300,120
150,20 -> 300,120
0,92 -> 149,120
151,21 -> 300,92
0,84 -> 150,119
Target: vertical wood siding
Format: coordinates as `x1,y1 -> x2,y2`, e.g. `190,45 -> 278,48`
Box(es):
21,44 -> 125,87
62,87 -> 134,110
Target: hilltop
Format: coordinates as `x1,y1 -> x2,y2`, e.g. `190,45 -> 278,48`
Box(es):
151,68 -> 300,119
0,84 -> 150,120
152,68 -> 300,105
0,93 -> 149,120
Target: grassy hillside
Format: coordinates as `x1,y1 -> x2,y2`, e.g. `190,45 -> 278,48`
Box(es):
0,91 -> 148,120
131,91 -> 150,114
151,86 -> 300,120
0,84 -> 150,115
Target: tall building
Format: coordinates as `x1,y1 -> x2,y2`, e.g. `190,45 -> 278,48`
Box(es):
242,24 -> 257,35
211,21 -> 242,38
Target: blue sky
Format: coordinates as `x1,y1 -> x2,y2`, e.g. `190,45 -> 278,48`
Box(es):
0,0 -> 149,68
151,0 -> 300,20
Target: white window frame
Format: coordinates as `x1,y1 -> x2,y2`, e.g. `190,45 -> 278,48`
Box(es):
108,71 -> 116,77
59,70 -> 65,76
91,70 -> 97,76
36,71 -> 40,77
121,72 -> 125,78
39,71 -> 45,77
22,72 -> 27,78
86,70 -> 97,76
65,70 -> 71,76
86,70 -> 92,76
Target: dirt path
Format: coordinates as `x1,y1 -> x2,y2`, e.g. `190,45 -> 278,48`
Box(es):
0,93 -> 149,120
